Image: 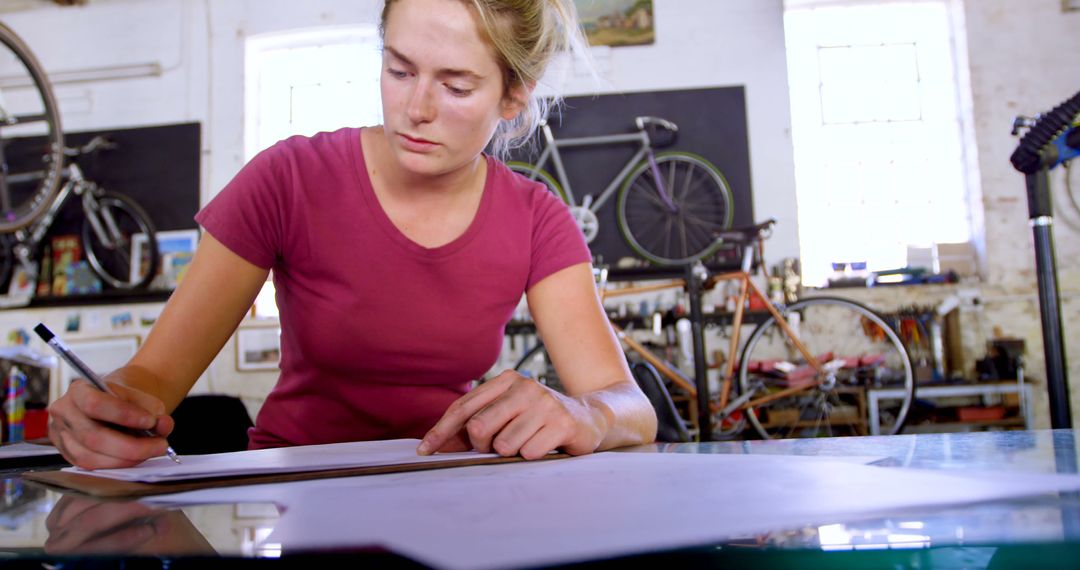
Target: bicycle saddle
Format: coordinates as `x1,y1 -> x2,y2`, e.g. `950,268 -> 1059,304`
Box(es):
714,219 -> 777,245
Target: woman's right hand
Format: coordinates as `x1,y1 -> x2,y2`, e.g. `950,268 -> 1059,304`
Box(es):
47,378 -> 175,470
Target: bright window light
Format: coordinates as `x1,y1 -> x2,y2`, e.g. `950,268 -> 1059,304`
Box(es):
245,26 -> 384,161
784,1 -> 975,286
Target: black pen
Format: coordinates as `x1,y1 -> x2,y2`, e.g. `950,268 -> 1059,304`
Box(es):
33,323 -> 181,464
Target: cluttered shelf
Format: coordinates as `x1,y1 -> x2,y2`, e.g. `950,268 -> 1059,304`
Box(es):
0,288 -> 173,310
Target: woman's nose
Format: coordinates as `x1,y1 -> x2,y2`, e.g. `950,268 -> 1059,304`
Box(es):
407,80 -> 436,124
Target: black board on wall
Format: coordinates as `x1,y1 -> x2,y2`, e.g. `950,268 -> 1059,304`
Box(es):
36,122 -> 202,237
1,122 -> 200,302
507,86 -> 754,275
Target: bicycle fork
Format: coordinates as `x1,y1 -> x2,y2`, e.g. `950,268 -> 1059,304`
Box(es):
646,150 -> 679,213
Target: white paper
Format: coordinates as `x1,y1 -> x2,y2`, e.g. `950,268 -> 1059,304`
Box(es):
145,451 -> 1080,570
0,442 -> 60,459
65,438 -> 499,482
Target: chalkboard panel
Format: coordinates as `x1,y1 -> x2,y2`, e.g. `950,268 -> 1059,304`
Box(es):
1,122 -> 200,299
506,86 -> 753,273
39,122 -> 201,236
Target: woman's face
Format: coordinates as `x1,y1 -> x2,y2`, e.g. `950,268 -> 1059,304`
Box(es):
380,0 -> 523,178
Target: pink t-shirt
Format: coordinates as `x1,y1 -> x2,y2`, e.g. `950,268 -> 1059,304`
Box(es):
195,128 -> 590,448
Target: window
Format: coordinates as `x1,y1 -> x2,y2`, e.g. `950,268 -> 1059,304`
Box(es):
784,0 -> 976,286
244,26 -> 383,318
244,26 -> 383,161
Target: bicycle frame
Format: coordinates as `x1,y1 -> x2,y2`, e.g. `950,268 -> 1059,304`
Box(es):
522,123 -> 677,213
12,163 -> 121,274
598,238 -> 830,424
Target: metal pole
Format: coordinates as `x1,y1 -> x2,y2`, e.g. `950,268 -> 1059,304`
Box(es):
686,264 -> 712,441
1026,168 -> 1072,429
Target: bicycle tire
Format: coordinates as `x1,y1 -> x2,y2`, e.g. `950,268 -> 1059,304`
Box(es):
506,161 -> 569,203
0,21 -> 64,233
81,191 -> 159,289
616,151 -> 734,266
737,296 -> 915,439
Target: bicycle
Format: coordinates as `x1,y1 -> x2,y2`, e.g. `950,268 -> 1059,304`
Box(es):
0,22 -> 159,294
514,220 -> 916,440
508,116 -> 735,266
0,136 -> 161,293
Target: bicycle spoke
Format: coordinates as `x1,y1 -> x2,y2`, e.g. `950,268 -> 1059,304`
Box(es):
631,180 -> 670,211
677,164 -> 700,204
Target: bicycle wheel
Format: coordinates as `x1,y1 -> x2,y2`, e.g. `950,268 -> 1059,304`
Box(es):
0,21 -> 64,233
737,296 -> 915,439
616,151 -> 734,266
506,161 -> 568,203
513,341 -> 567,392
81,191 -> 159,289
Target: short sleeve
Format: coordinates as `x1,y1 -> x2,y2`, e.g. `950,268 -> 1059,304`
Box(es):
526,189 -> 592,290
194,144 -> 287,269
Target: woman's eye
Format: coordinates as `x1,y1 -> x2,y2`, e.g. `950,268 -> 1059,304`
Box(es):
387,68 -> 408,79
446,85 -> 472,97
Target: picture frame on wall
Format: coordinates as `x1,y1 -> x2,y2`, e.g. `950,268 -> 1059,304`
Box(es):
131,229 -> 200,289
52,335 -> 140,400
575,0 -> 654,47
235,327 -> 282,372
1064,0 -> 1080,12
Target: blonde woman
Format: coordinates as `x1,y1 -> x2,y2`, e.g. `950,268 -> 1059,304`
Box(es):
48,0 -> 657,469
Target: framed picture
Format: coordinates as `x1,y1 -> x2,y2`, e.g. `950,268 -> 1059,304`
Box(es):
235,327 -> 282,372
575,0 -> 654,47
1065,0 -> 1080,12
131,229 -> 200,288
52,335 -> 141,400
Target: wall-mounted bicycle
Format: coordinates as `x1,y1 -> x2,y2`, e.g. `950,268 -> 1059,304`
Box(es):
509,116 -> 735,266
0,21 -> 158,294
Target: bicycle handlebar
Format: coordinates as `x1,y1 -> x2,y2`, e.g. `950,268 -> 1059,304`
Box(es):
62,135 -> 117,158
635,116 -> 679,133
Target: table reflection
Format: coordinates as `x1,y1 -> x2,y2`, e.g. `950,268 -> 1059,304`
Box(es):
0,478 -> 283,559
44,494 -> 215,556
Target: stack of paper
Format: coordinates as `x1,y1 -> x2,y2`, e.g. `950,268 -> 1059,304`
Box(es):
66,438 -> 499,483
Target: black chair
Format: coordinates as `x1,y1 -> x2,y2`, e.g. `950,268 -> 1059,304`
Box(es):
168,394 -> 254,454
630,361 -> 691,443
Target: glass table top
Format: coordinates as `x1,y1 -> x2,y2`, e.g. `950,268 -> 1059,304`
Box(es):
1,430 -> 1078,567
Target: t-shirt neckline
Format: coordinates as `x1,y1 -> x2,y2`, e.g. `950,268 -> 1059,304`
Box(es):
351,127 -> 494,259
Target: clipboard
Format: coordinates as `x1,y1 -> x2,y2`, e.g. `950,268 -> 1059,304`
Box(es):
22,452 -> 569,498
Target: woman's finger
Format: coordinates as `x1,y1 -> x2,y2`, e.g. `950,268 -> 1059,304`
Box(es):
488,407 -> 547,457
518,424 -> 566,461
418,372 -> 516,455
56,424 -> 159,470
70,381 -> 158,432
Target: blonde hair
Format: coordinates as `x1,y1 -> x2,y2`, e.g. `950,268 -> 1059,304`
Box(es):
380,0 -> 591,158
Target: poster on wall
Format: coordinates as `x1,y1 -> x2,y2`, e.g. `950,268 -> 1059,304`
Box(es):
575,0 -> 654,47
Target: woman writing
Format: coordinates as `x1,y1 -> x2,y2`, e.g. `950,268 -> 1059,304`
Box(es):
48,0 -> 658,469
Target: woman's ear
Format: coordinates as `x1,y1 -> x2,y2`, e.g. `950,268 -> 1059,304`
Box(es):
500,80 -> 535,120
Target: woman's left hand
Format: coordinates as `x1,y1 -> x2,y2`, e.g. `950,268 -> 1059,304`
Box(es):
417,369 -> 607,460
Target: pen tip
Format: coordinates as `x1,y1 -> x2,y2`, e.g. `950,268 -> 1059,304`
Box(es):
167,447 -> 182,464
33,323 -> 54,342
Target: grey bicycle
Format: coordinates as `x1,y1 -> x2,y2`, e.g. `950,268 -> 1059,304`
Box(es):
509,116 -> 735,266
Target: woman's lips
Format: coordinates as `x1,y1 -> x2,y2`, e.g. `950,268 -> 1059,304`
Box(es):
399,133 -> 439,152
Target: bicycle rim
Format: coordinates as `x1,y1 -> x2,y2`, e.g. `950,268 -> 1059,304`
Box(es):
0,21 -> 64,232
616,152 -> 734,266
737,297 -> 915,439
506,161 -> 568,204
82,192 -> 159,289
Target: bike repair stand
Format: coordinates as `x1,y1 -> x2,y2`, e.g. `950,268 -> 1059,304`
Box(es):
1010,89 -> 1080,430
685,262 -> 713,441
